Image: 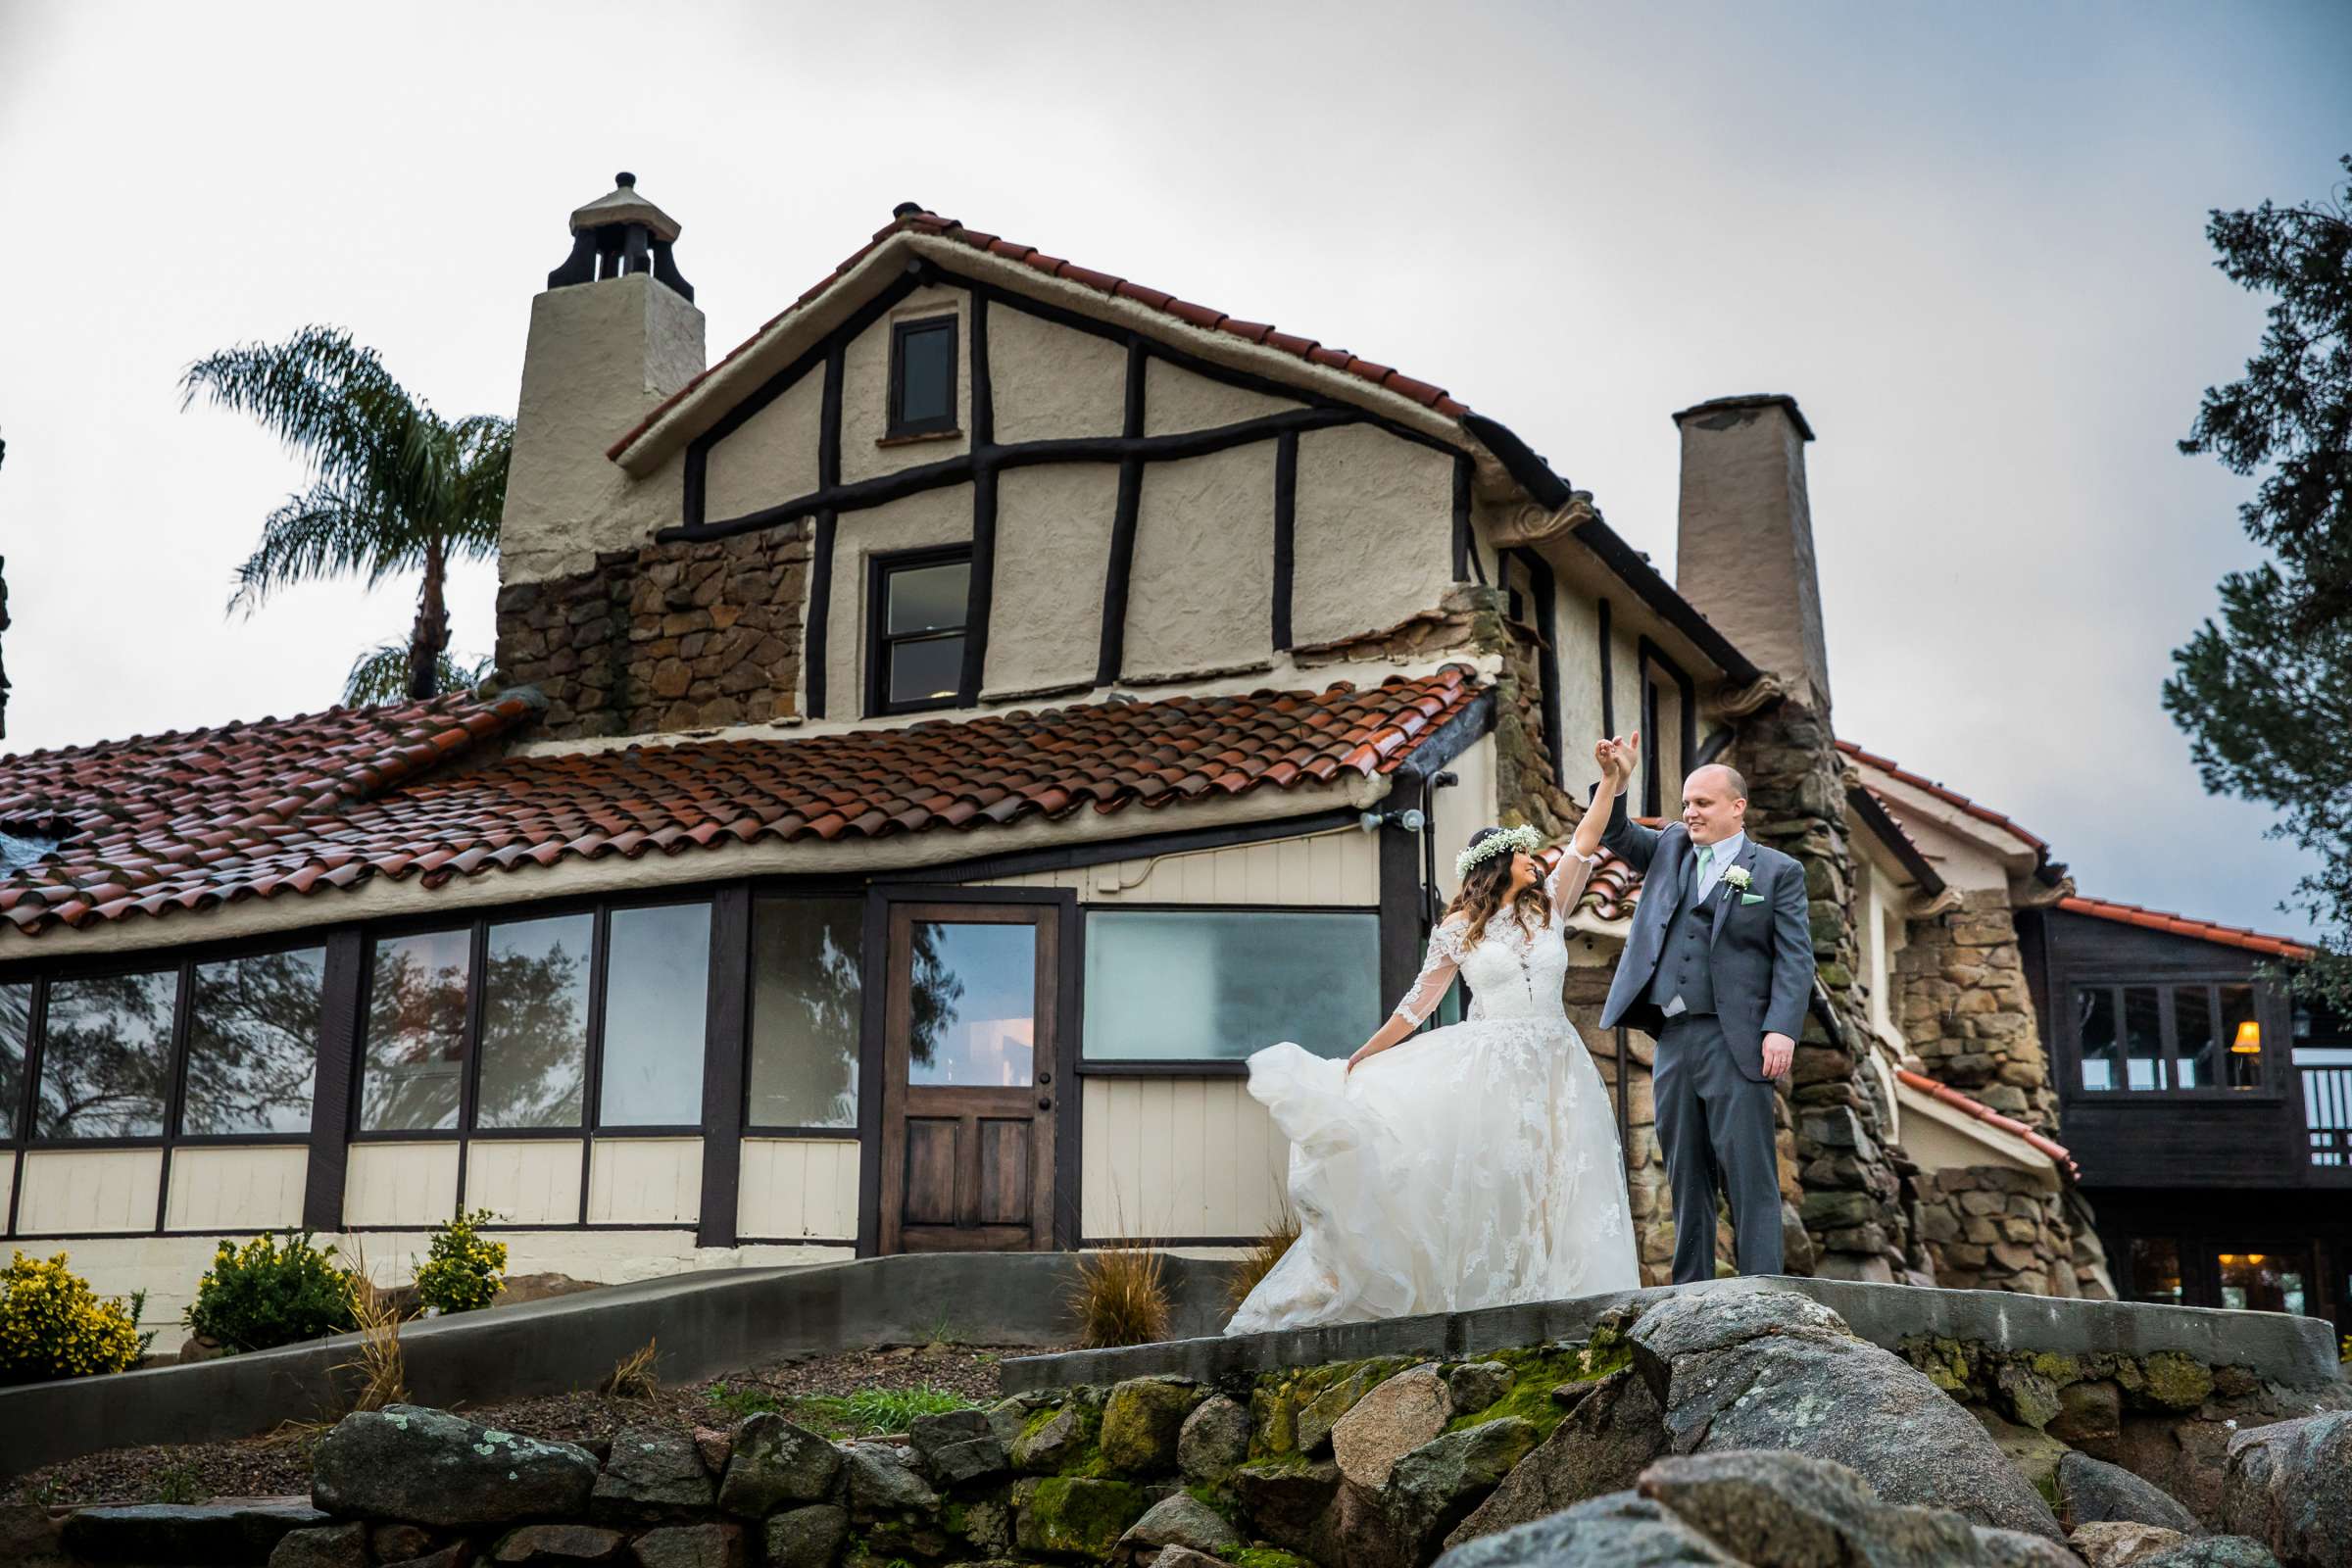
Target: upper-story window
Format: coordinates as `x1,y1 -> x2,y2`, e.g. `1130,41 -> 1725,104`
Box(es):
2074,980 -> 2263,1094
868,548 -> 969,714
888,317 -> 958,438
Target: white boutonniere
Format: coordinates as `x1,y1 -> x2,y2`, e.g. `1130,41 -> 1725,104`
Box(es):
1722,865 -> 1753,891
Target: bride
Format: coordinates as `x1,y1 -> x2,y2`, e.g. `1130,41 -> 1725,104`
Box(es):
1225,743 -> 1641,1334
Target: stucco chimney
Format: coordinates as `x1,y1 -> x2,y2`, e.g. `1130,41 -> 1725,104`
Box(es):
500,173 -> 707,586
1671,394 -> 1831,710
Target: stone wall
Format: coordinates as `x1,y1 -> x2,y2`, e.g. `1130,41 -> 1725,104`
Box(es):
1917,1170 -> 2118,1301
494,524 -> 810,739
1894,890 -> 2060,1134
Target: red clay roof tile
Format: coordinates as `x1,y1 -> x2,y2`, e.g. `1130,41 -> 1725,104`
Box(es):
2057,896 -> 2312,959
1896,1067 -> 2078,1176
1836,740 -> 2048,853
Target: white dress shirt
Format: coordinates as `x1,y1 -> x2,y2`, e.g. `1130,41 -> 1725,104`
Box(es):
1691,830 -> 1746,901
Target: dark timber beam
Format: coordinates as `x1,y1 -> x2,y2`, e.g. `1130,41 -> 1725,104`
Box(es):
960,292 -> 999,703
1095,339 -> 1148,687
300,930 -> 364,1233
1451,452 -> 1474,583
806,342 -> 845,720
1272,430 -> 1298,651
696,884 -> 751,1248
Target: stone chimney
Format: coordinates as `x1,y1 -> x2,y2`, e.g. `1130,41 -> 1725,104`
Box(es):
500,173 -> 708,588
1672,394 -> 1831,712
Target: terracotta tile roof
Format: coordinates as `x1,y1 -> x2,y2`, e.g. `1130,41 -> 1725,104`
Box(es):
610,206 -> 1468,464
1837,740 -> 2048,853
1895,1067 -> 2078,1177
1540,843 -> 1643,923
0,669 -> 1483,939
2057,896 -> 2314,960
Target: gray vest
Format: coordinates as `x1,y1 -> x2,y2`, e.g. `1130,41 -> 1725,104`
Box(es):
1645,858 -> 1720,1017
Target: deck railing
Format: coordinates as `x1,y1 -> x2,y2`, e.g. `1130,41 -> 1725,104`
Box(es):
2301,1064 -> 2352,1169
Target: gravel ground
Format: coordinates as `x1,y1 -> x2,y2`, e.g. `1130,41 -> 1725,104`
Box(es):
6,1342 -> 1056,1509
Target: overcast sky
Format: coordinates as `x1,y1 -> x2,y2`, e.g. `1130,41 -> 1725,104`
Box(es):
2,1 -> 2346,937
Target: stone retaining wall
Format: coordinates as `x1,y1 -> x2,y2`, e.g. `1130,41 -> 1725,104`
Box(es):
1896,890 -> 2060,1134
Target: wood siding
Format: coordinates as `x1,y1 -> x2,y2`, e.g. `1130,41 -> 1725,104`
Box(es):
463,1139 -> 587,1226
737,1137 -> 861,1241
15,1149 -> 163,1236
587,1138 -> 703,1225
343,1142 -> 461,1228
162,1146 -> 308,1233
1079,1076 -> 1289,1241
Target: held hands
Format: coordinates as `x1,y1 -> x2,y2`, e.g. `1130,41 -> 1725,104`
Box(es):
1593,730 -> 1641,797
1761,1032 -> 1796,1079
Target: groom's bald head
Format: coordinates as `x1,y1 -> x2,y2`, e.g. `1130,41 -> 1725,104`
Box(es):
1681,763 -> 1749,844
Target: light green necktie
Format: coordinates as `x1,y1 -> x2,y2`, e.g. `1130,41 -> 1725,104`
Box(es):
1693,844 -> 1713,896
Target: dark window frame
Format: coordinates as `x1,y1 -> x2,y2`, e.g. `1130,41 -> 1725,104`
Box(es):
2063,974 -> 2285,1102
742,891 -> 868,1140
886,316 -> 960,439
864,543 -> 972,717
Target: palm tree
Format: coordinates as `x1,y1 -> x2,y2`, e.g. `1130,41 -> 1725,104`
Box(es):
181,326 -> 510,704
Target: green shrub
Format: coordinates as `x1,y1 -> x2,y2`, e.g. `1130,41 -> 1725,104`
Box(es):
414,1209 -> 507,1315
0,1250 -> 142,1384
186,1232 -> 358,1352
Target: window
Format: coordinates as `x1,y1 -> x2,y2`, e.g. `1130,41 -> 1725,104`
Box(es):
2073,981 -> 2267,1095
1083,909 -> 1382,1063
0,984 -> 27,1140
358,899 -> 713,1138
2129,1237 -> 2183,1304
888,317 -> 958,437
909,921 -> 1036,1087
181,948 -> 327,1136
869,549 -> 969,713
2216,1249 -> 2309,1314
38,969 -> 180,1138
748,897 -> 862,1129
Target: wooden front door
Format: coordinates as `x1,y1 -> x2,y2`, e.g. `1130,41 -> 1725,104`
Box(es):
877,901 -> 1058,1252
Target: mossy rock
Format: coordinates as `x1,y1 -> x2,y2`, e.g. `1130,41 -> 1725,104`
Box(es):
1907,1337 -> 1975,1394
1011,1476 -> 1149,1558
1013,1401 -> 1104,1476
1249,1383 -> 1298,1460
1101,1378 -> 1204,1473
1231,1547 -> 1318,1568
2026,1349 -> 2082,1386
1297,1360 -> 1410,1454
1440,1345 -> 1602,1444
2137,1350 -> 2216,1412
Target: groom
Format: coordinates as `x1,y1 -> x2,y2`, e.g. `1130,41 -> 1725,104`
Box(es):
1592,731 -> 1812,1283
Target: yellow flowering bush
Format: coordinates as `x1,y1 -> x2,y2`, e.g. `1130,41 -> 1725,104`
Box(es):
414,1208 -> 507,1315
187,1232 -> 358,1351
0,1251 -> 142,1384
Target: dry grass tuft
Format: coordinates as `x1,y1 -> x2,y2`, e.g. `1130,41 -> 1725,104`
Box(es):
333,1242 -> 410,1414
1226,1202 -> 1301,1311
600,1337 -> 661,1399
1067,1243 -> 1171,1348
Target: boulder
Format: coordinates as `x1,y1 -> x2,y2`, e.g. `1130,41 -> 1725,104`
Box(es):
2081,1415 -> 2240,1526
369,1523 -> 441,1562
1333,1364 -> 1453,1489
1446,1368 -> 1670,1550
759,1504 -> 847,1568
1299,1363 -> 1393,1453
690,1428 -> 732,1475
1446,1362 -> 1517,1416
62,1501 -> 333,1565
2074,1522 -> 2189,1567
2057,1450 -> 2202,1536
2136,1538 -> 2284,1567
1379,1418 -> 1542,1557
1101,1377 -> 1204,1473
2223,1410 -> 2352,1568
381,1546 -> 469,1568
0,1503 -> 66,1568
311,1406 -> 597,1528
1111,1492 -> 1243,1564
1154,1550 -> 1241,1568
953,1496 -> 1013,1555
268,1522 -> 368,1568
1011,1403 -> 1089,1473
2052,1381 -> 2126,1445
1628,1286 -> 2065,1542
628,1522 -> 745,1568
489,1523 -> 627,1562
591,1426 -> 715,1522
1434,1491 -> 1740,1565
1973,1409 -> 2072,1508
1178,1395 -> 1253,1484
843,1444 -> 941,1514
1012,1476 -> 1150,1558
1234,1458 -> 1343,1554
715,1414 -> 841,1518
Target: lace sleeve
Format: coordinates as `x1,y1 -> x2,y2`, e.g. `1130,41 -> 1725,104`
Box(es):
1393,917 -> 1469,1027
1544,847 -> 1599,923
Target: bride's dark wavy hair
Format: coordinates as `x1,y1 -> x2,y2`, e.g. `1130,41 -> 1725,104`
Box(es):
1443,827 -> 1551,950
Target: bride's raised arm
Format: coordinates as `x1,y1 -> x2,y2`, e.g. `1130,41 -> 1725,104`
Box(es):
1544,735 -> 1635,916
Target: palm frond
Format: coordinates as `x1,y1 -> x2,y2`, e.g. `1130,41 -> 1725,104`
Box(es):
227,481 -> 416,614
342,642 -> 492,707
179,327 -> 419,495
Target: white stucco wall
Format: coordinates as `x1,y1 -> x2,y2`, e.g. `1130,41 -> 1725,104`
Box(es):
823,483 -> 977,717
1430,734 -> 1501,904
840,285 -> 972,484
1552,580 -> 1606,800
1143,359 -> 1301,435
978,822 -> 1380,906
1290,423 -> 1455,648
983,464 -> 1119,698
991,307 -> 1126,444
1124,445 -> 1277,678
703,366 -> 824,523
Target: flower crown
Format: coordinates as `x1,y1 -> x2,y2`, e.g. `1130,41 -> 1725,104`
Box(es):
1455,823 -> 1545,881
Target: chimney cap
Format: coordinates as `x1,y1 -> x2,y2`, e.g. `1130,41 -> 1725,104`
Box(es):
1671,393 -> 1815,442
892,200 -> 928,220
569,173 -> 682,243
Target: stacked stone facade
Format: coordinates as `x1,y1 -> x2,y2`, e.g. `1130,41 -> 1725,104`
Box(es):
1915,1168 -> 2115,1299
494,525 -> 810,740
1895,890 -> 2060,1134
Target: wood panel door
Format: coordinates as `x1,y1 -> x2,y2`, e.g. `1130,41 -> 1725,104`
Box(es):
877,901 -> 1058,1252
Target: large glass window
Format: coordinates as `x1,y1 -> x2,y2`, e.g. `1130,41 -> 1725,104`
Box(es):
599,903 -> 710,1127
474,914 -> 593,1130
1084,910 -> 1382,1062
361,929 -> 472,1132
2216,1249 -> 2309,1314
909,921 -> 1035,1087
2122,986 -> 2167,1091
2077,987 -> 2120,1091
872,552 -> 968,712
2217,984 -> 2263,1090
0,983 -> 28,1141
182,947 -> 325,1135
2129,1237 -> 2183,1304
37,969 -> 181,1138
2176,985 -> 2217,1090
2076,982 -> 2269,1095
749,898 -> 862,1129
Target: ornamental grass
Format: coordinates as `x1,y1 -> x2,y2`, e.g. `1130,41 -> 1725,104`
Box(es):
1067,1243 -> 1171,1348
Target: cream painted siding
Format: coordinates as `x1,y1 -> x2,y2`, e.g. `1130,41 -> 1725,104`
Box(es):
16,1149 -> 163,1235
991,308 -> 1126,444
840,285 -> 971,484
823,484 -> 975,717
1142,359 -> 1301,436
983,464 -> 1118,698
1290,425 -> 1454,648
588,1138 -> 702,1225
464,1139 -> 586,1226
976,826 -> 1377,906
702,368 -> 822,523
1552,581 -> 1605,798
1080,1076 -> 1289,1240
163,1146 -> 307,1232
0,1158 -> 11,1235
1430,736 -> 1500,904
737,1137 -> 862,1241
1124,445 -> 1277,679
344,1142 -> 460,1228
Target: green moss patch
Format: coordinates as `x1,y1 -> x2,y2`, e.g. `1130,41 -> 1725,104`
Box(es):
1442,1345 -> 1609,1443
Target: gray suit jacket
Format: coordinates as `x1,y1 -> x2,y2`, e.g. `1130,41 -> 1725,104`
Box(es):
1596,792 -> 1815,1082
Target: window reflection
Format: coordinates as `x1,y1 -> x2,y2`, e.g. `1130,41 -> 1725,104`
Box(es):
2122,986 -> 2166,1090
39,970 -> 179,1138
1084,910 -> 1382,1062
2078,988 -> 2119,1091
2217,1250 -> 2307,1314
2218,985 -> 2262,1090
182,947 -> 325,1135
2130,1237 -> 2182,1304
599,904 -> 710,1127
2176,986 -> 2217,1090
749,898 -> 862,1128
362,929 -> 471,1132
475,914 -> 592,1130
908,922 -> 1034,1087
0,983 -> 28,1141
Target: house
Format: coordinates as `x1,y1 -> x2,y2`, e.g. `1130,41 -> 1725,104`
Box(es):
0,174 -> 2125,1348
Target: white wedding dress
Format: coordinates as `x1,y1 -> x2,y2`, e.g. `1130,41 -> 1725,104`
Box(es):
1225,849 -> 1641,1334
